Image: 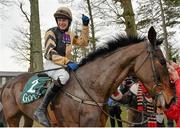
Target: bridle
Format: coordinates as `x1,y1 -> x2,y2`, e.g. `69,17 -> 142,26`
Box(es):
134,40 -> 166,106
134,41 -> 162,92
132,40 -> 168,124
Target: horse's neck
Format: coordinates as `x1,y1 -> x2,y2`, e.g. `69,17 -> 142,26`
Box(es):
75,43 -> 146,101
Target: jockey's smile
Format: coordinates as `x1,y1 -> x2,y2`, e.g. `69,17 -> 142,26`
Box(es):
57,18 -> 69,31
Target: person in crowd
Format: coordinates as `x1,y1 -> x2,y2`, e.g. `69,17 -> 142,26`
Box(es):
170,60 -> 180,74
164,61 -> 180,127
130,81 -> 158,127
107,87 -> 123,127
119,76 -> 161,127
166,59 -> 177,127
118,60 -> 180,127
33,6 -> 89,126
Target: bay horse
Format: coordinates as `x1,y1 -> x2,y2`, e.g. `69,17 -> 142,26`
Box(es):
1,27 -> 173,127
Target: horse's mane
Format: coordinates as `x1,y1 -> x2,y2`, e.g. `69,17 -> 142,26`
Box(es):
79,35 -> 146,66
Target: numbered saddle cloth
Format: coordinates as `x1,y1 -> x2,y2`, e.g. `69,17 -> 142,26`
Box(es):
21,74 -> 50,104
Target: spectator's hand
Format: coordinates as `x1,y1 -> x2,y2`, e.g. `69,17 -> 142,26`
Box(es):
170,61 -> 179,69
129,83 -> 139,95
67,61 -> 79,71
119,83 -> 131,94
167,64 -> 180,82
82,14 -> 89,26
122,78 -> 134,90
177,61 -> 180,67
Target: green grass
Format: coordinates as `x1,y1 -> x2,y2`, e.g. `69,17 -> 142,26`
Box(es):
106,107 -> 128,127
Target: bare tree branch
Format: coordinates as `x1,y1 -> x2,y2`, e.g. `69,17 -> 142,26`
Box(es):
12,1 -> 30,23
18,1 -> 30,23
0,0 -> 14,6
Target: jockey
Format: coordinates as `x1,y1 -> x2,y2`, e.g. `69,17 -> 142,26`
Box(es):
164,62 -> 180,127
33,6 -> 89,126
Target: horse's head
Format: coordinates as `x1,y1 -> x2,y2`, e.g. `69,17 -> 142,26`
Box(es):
78,27 -> 173,107
134,26 -> 173,106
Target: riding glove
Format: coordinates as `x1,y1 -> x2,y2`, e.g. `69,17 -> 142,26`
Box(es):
82,14 -> 89,26
67,61 -> 79,71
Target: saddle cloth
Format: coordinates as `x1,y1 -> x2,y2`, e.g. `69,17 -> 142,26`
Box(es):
20,74 -> 50,104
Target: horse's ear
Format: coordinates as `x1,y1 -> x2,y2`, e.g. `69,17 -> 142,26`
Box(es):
156,38 -> 164,46
148,26 -> 157,47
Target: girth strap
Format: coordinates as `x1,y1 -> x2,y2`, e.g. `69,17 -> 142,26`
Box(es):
65,92 -> 105,106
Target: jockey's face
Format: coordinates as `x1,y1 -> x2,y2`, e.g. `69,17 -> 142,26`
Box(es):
57,18 -> 69,31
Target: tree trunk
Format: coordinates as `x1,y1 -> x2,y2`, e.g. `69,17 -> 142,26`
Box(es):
29,0 -> 43,72
120,0 -> 137,36
159,0 -> 170,60
86,0 -> 96,51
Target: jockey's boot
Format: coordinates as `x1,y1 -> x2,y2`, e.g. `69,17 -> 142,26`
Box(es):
33,80 -> 62,126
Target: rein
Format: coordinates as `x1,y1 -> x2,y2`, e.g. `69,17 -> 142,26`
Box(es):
134,51 -> 149,74
148,44 -> 163,117
148,45 -> 161,88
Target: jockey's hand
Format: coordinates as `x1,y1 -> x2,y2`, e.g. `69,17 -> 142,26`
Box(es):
67,61 -> 79,71
82,14 -> 89,26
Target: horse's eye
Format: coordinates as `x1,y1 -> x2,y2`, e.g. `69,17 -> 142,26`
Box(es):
160,58 -> 166,65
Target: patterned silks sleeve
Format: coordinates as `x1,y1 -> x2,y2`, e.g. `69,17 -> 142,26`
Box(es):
44,30 -> 70,65
72,25 -> 89,46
